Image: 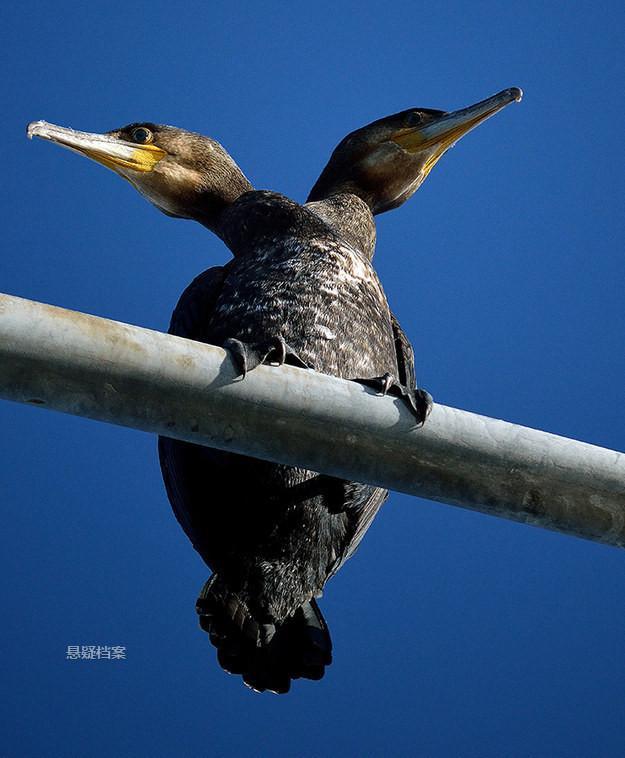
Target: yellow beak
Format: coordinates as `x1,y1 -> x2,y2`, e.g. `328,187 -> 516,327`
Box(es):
392,87 -> 522,177
27,120 -> 166,173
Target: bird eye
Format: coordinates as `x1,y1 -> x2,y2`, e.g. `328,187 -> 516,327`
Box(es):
131,127 -> 153,144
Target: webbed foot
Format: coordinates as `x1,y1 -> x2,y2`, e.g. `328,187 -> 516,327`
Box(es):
224,336 -> 312,378
353,373 -> 433,426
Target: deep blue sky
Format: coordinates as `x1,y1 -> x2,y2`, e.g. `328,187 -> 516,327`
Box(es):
2,2 -> 624,756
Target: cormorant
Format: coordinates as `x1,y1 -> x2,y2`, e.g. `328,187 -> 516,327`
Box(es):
27,87 -> 521,693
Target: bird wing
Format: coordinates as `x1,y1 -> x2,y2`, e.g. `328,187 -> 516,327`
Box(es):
326,483 -> 388,579
166,265 -> 228,340
158,265 -> 228,545
326,311 -> 417,576
390,310 -> 417,391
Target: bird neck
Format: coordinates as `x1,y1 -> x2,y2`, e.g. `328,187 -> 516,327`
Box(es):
305,193 -> 377,260
216,190 -> 337,259
194,170 -> 254,238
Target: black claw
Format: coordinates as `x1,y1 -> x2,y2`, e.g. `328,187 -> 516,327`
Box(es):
353,374 -> 433,426
266,336 -> 311,369
352,375 -> 390,395
224,336 -> 311,378
380,372 -> 394,395
284,350 -> 312,370
415,388 -> 434,424
269,336 -> 287,366
223,338 -> 256,378
401,387 -> 433,426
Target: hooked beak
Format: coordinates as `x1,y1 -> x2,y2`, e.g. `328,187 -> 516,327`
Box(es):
27,120 -> 166,174
392,87 -> 522,177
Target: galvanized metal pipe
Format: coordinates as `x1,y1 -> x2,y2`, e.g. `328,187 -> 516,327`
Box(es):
1,292 -> 623,547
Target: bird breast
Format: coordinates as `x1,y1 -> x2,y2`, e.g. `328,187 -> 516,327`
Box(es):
208,235 -> 397,379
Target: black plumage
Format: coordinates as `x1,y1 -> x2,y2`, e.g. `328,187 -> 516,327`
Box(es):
27,87 -> 520,693
158,189 -> 412,693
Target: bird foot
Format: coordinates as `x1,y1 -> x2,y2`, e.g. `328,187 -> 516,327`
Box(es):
224,336 -> 312,378
352,373 -> 433,426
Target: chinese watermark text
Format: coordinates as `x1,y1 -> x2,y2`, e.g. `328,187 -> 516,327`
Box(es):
66,645 -> 126,660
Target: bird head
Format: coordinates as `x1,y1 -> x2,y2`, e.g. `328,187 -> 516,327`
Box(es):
27,121 -> 252,232
308,88 -> 522,214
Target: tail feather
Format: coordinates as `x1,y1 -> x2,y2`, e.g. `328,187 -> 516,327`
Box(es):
196,575 -> 332,694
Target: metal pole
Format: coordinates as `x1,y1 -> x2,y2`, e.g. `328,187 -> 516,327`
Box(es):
1,292 -> 624,547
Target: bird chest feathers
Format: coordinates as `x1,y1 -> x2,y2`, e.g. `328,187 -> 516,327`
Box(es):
209,235 -> 396,378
